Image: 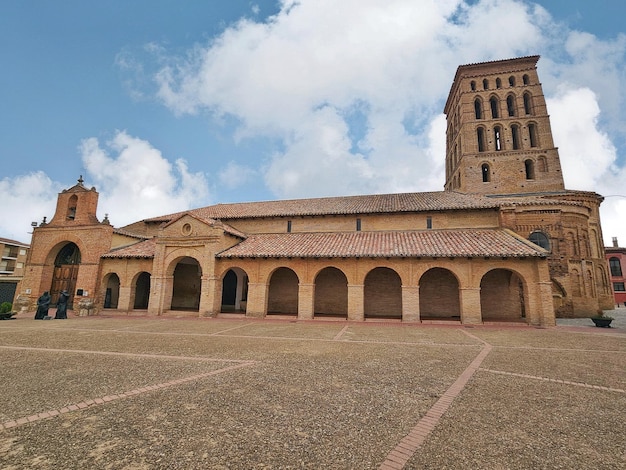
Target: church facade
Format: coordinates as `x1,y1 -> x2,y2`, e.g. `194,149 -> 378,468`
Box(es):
16,56 -> 614,326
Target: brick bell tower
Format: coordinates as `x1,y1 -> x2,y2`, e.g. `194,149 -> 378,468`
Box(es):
443,56 -> 565,195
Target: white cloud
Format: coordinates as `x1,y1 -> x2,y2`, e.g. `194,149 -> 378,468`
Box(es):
218,161 -> 258,190
144,0 -> 626,245
80,131 -> 211,227
548,87 -> 626,245
548,87 -> 617,190
0,172 -> 60,243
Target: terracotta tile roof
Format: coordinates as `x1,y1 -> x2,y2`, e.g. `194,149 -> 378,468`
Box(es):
216,229 -> 547,259
102,238 -> 156,259
113,228 -> 151,240
144,191 -> 500,223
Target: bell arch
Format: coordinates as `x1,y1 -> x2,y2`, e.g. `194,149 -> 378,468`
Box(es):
419,268 -> 460,319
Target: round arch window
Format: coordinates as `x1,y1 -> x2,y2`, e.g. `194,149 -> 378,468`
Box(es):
529,231 -> 550,251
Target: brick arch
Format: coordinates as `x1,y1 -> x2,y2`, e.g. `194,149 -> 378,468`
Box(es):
102,272 -> 120,309
314,267 -> 348,318
220,267 -> 249,313
480,269 -> 526,322
364,267 -> 402,319
419,268 -> 460,319
132,271 -> 151,310
267,267 -> 299,315
170,256 -> 202,311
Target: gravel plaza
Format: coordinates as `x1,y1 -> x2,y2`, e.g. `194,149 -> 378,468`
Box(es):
0,310 -> 624,469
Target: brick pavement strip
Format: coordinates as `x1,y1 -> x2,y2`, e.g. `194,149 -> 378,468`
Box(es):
0,361 -> 256,431
379,343 -> 494,469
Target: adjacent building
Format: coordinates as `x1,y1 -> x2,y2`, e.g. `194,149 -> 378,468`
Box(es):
16,56 -> 614,325
0,237 -> 29,306
606,237 -> 626,307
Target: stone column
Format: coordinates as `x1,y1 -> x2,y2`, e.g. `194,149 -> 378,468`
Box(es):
460,287 -> 482,324
246,282 -> 268,318
402,285 -> 420,322
199,275 -> 219,317
298,283 -> 315,320
347,284 -> 364,321
117,286 -> 132,312
531,281 -> 556,327
148,275 -> 173,316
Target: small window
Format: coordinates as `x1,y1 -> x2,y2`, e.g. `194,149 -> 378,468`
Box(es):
477,128 -> 486,152
525,159 -> 535,179
287,220 -> 292,233
610,257 -> 623,277
528,123 -> 538,147
494,126 -> 503,151
523,92 -> 533,115
506,95 -> 516,116
511,124 -> 521,149
474,98 -> 482,119
356,218 -> 361,232
490,97 -> 499,119
496,78 -> 502,89
508,75 -> 516,87
481,163 -> 490,182
523,74 -> 530,85
483,79 -> 489,90
529,231 -> 550,251
470,80 -> 476,91
614,282 -> 626,292
426,217 -> 432,229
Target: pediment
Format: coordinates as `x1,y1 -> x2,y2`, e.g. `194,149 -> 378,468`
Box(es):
159,212 -> 246,240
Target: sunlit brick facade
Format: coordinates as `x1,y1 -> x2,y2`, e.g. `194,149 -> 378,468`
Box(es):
16,56 -> 614,325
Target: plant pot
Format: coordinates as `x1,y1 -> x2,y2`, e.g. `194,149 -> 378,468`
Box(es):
591,318 -> 613,328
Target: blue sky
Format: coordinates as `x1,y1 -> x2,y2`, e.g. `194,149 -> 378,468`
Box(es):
1,0 -> 625,245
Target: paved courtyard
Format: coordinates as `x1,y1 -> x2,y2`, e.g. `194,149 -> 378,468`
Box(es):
0,310 -> 624,469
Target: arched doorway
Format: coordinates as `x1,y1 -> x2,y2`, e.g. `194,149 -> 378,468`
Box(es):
133,272 -> 151,309
480,269 -> 525,322
50,242 -> 81,308
221,268 -> 248,312
103,273 -> 120,308
419,268 -> 460,319
171,257 -> 201,311
314,267 -> 348,318
364,267 -> 402,319
267,267 -> 298,315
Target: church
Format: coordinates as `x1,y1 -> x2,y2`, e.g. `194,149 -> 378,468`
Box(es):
17,56 -> 614,326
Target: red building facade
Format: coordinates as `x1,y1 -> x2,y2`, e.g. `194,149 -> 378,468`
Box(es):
606,237 -> 626,307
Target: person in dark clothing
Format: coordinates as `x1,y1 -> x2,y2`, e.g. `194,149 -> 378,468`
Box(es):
54,290 -> 70,319
34,291 -> 51,319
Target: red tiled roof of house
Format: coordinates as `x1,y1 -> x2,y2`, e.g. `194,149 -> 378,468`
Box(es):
102,238 -> 156,259
142,191 -> 501,223
216,229 -> 547,259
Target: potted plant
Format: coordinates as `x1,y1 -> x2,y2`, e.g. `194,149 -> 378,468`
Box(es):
0,302 -> 16,320
590,311 -> 614,328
